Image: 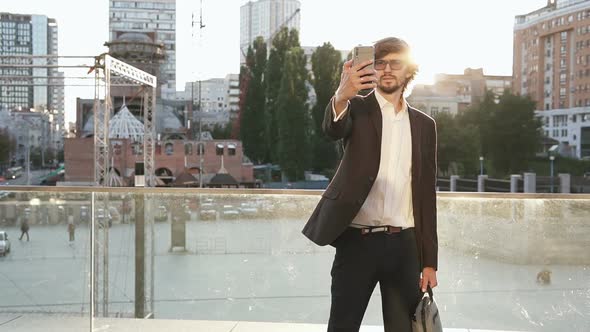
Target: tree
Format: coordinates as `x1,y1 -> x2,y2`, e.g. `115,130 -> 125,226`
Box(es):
310,42 -> 342,174
240,37 -> 268,164
265,27 -> 301,163
487,91 -> 542,175
455,90 -> 542,177
210,122 -> 233,140
276,47 -> 311,181
434,112 -> 481,176
0,128 -> 15,167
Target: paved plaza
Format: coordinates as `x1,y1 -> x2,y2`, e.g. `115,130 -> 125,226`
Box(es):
0,219 -> 588,331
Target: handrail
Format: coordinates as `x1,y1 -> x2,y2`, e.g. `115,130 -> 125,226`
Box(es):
2,186 -> 590,200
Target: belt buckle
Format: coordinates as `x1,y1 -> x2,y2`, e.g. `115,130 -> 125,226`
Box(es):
385,226 -> 399,234
361,228 -> 370,235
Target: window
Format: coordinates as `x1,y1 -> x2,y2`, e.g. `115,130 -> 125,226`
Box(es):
196,143 -> 205,155
165,143 -> 174,155
228,144 -> 236,156
185,143 -> 193,155
430,107 -> 439,116
216,143 -> 224,156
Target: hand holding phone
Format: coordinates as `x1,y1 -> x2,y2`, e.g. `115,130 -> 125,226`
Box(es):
334,46 -> 377,107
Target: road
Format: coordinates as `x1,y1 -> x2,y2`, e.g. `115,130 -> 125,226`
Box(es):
0,219 -> 588,331
3,169 -> 51,186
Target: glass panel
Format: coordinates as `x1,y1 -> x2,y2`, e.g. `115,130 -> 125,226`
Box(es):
0,190 -> 92,330
1,189 -> 589,331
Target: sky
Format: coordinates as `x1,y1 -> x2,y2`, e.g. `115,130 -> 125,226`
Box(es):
2,0 -> 549,123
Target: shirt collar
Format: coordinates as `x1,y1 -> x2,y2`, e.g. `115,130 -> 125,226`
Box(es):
374,89 -> 408,114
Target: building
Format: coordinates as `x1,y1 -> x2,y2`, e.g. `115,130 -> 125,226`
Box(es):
65,105 -> 255,186
408,68 -> 512,117
535,107 -> 590,158
109,0 -> 176,99
9,110 -> 52,167
514,0 -> 590,158
240,0 -> 301,63
0,13 -> 65,152
184,74 -> 240,128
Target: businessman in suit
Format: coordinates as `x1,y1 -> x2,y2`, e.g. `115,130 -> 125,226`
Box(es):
302,37 -> 438,332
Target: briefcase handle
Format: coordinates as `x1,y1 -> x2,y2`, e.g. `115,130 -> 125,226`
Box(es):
423,285 -> 434,302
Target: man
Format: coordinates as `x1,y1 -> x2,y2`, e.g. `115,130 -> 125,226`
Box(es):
67,215 -> 75,242
302,37 -> 438,332
19,217 -> 30,241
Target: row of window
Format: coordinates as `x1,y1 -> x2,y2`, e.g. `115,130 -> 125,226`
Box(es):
549,129 -> 568,138
577,25 -> 590,35
574,99 -> 590,107
429,107 -> 450,116
111,11 -> 174,20
110,21 -> 175,30
111,1 -> 175,10
127,143 -> 238,156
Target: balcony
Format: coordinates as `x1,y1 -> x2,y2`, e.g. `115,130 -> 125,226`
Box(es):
0,187 -> 588,331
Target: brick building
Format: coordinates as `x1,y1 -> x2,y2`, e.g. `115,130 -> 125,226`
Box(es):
514,0 -> 590,158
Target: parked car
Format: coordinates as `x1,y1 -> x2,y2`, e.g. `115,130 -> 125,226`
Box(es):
239,202 -> 259,218
199,203 -> 217,221
155,205 -> 168,222
221,205 -> 240,220
0,231 -> 11,256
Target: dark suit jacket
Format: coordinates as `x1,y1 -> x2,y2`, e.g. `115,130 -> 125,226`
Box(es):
302,90 -> 438,270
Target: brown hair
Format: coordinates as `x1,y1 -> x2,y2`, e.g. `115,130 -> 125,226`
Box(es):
374,37 -> 419,92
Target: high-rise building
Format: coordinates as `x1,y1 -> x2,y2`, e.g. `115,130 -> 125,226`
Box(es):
185,74 -> 239,128
0,12 -> 65,153
514,0 -> 590,158
240,0 -> 301,63
109,0 -> 176,99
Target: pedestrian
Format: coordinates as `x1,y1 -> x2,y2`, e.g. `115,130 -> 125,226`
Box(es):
67,215 -> 75,242
19,217 -> 30,241
302,37 -> 439,331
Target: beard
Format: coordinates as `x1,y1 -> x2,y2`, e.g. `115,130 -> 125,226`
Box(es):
378,75 -> 406,94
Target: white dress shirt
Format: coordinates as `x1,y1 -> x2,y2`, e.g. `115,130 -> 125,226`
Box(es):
332,90 -> 414,228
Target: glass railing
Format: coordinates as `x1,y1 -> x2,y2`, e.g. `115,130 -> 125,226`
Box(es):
0,187 -> 589,331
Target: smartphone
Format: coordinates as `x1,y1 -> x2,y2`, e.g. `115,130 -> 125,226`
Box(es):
353,45 -> 374,71
353,45 -> 374,94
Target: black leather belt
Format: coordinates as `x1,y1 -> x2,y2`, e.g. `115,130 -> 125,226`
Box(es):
359,225 -> 402,235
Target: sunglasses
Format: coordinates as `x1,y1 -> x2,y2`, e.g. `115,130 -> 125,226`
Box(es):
374,59 -> 405,70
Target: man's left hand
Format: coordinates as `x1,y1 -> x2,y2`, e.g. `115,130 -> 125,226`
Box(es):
420,267 -> 438,292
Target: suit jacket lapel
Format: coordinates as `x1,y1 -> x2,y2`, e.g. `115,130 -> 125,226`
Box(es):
366,91 -> 382,142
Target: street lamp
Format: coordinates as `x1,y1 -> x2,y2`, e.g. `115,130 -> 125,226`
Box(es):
479,156 -> 484,176
549,155 -> 555,193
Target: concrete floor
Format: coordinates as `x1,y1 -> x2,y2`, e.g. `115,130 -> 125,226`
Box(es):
0,219 -> 588,331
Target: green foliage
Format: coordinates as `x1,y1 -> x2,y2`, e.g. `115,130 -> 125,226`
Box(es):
240,37 -> 268,164
276,47 -> 311,181
433,90 -> 542,177
0,128 -> 14,165
265,28 -> 301,163
210,122 -> 233,140
310,42 -> 342,173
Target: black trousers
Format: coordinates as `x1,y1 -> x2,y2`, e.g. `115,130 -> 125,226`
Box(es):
328,227 -> 421,332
